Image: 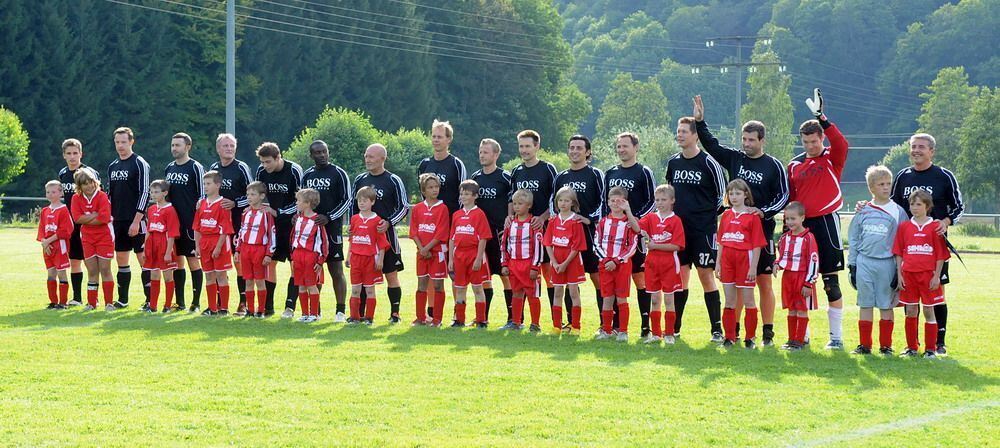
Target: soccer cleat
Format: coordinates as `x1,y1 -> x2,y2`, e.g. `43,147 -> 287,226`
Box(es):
46,303 -> 57,310
280,308 -> 294,319
297,315 -> 310,323
879,346 -> 895,356
722,339 -> 735,348
346,318 -> 360,325
642,335 -> 662,344
217,310 -> 229,317
363,319 -> 373,326
851,345 -> 872,355
450,321 -> 465,328
388,314 -> 401,324
143,308 -> 155,314
105,304 -> 116,312
188,304 -> 200,313
499,322 -> 518,330
528,324 -> 541,333
476,322 -> 488,329
640,329 -> 651,339
139,302 -> 150,312
112,301 -> 128,309
615,332 -> 629,343
561,323 -> 572,332
201,309 -> 216,316
923,350 -> 937,359
55,304 -> 67,310
710,332 -> 724,344
162,307 -> 173,314
428,321 -> 442,328
255,312 -> 265,319
824,340 -> 844,350
594,329 -> 611,340
333,312 -> 347,323
762,337 -> 775,347
782,342 -> 802,351
899,348 -> 920,357
263,309 -> 275,317
935,344 -> 948,356
663,335 -> 675,345
234,308 -> 247,317
744,339 -> 757,350
67,300 -> 83,307
83,304 -> 96,311
411,318 -> 427,326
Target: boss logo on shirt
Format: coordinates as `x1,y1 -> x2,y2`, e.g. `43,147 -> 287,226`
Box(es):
516,180 -> 540,190
62,182 -> 76,193
110,170 -> 130,181
220,179 -> 233,189
372,188 -> 385,199
608,178 -> 635,190
902,185 -> 933,197
268,183 -> 289,193
306,178 -> 331,189
563,181 -> 589,192
434,173 -> 447,185
738,166 -> 764,184
478,187 -> 498,199
671,170 -> 702,183
166,172 -> 190,184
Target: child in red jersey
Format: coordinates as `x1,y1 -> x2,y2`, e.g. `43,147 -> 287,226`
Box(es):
774,202 -> 819,350
346,186 -> 390,325
235,182 -> 275,318
410,173 -> 450,326
448,180 -> 492,328
290,188 -> 328,323
594,187 -> 639,342
638,184 -> 685,344
501,189 -> 544,331
38,180 -> 73,309
69,169 -> 115,310
716,179 -> 767,348
543,186 -> 587,335
193,171 -> 235,316
893,190 -> 949,358
143,180 -> 181,313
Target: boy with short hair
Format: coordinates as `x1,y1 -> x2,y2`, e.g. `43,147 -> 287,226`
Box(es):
193,171 -> 235,316
235,181 -> 275,318
290,188 -> 328,323
347,186 -> 390,324
500,189 -> 544,331
775,202 -> 819,350
448,180 -> 492,328
639,184 -> 685,344
595,186 -> 640,342
410,173 -> 450,326
144,180 -> 181,313
848,165 -> 908,355
38,180 -> 74,309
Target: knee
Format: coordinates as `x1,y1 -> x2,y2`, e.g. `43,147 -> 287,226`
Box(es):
822,274 -> 842,302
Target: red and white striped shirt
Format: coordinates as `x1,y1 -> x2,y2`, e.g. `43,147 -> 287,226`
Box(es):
501,216 -> 543,267
291,213 -> 329,262
595,214 -> 638,263
776,228 -> 820,286
237,207 -> 276,256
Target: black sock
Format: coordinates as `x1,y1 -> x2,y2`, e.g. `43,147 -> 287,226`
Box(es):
763,323 -> 775,339
484,287 -> 494,320
596,286 -> 605,324
735,322 -> 741,339
359,287 -> 367,316
174,269 -> 187,307
141,269 -> 151,303
191,269 -> 203,307
705,290 -> 722,334
504,288 -> 513,322
116,268 -> 131,304
612,300 -> 620,329
674,289 -> 689,333
236,277 -> 247,306
563,288 -> 573,322
935,303 -> 948,345
285,276 -> 297,310
264,280 -> 276,312
546,287 -> 555,307
388,286 -> 402,315
71,272 -> 83,302
336,301 -> 346,314
637,288 -> 651,332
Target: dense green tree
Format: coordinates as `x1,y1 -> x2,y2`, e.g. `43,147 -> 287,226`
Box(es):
955,88 -> 1000,212
915,67 -> 978,168
739,42 -> 795,162
0,106 -> 29,189
595,73 -> 670,140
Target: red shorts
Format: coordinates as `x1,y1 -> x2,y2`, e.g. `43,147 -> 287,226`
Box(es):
81,233 -> 114,260
453,249 -> 490,288
899,270 -> 945,306
416,249 -> 448,280
292,250 -> 324,287
42,239 -> 70,270
549,253 -> 585,286
238,244 -> 270,281
645,252 -> 682,294
719,247 -> 755,288
349,253 -> 383,287
506,259 -> 539,296
781,270 -> 818,311
143,236 -> 177,271
199,235 -> 233,272
599,260 -> 632,299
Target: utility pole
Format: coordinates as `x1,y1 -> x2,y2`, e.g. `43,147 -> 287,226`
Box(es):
694,35 -> 782,132
226,0 -> 235,134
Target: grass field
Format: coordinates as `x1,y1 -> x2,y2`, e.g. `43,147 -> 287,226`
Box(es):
0,227 -> 997,447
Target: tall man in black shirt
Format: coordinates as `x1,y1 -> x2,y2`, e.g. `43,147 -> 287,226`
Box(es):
210,133 -> 253,314
667,117 -> 727,342
160,132 -> 205,312
107,127 -> 151,308
603,133 -> 657,336
471,138 -> 514,325
694,96 -> 789,345
353,143 -> 409,323
255,142 -> 304,317
507,130 -> 558,308
303,140 -> 352,322
58,138 -> 100,306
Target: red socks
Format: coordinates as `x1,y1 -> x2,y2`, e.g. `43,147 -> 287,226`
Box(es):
617,302 -> 630,333
433,291 -> 445,324
475,301 -> 486,324
47,280 -> 58,305
924,322 -> 938,352
723,307 -> 737,341
164,281 -> 174,309
650,310 -> 662,337
87,283 -> 98,307
664,311 -> 676,337
365,294 -> 377,320
859,320 -> 874,349
551,305 -> 563,329
206,284 -> 218,312
905,316 -> 919,350
58,281 -> 69,305
415,291 -> 427,322
219,285 -> 230,311
796,315 -> 809,344
602,310 -> 614,334
257,290 -> 267,314
745,308 -> 758,340
528,296 -> 541,326
512,297 -> 525,325
571,306 -> 582,330
349,296 -> 361,320
150,280 -> 161,310
879,319 -> 894,349
454,302 -> 466,324
298,291 -> 309,316
102,281 -> 114,306
246,288 -> 256,315
309,293 -> 319,317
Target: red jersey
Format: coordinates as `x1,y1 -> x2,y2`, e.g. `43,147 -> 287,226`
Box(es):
594,214 -> 638,263
450,206 -> 492,250
37,204 -> 73,242
717,209 -> 767,250
777,229 -> 820,283
893,218 -> 949,273
349,213 -> 390,256
193,197 -> 234,236
501,216 -> 543,266
146,203 -> 181,244
543,213 -> 587,260
70,190 -> 113,241
638,211 -> 686,258
787,122 -> 849,217
237,207 -> 276,255
409,200 -> 449,254
291,213 -> 329,261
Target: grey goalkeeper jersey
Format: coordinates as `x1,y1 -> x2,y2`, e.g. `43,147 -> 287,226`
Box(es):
848,201 -> 908,264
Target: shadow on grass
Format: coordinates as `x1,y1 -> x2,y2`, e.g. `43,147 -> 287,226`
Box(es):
2,307 -> 995,393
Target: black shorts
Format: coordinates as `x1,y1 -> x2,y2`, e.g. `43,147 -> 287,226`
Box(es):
757,218 -> 777,276
582,225 -> 599,274
940,260 -> 950,286
484,236 -> 503,276
803,213 -> 844,274
112,220 -> 145,253
176,228 -> 197,258
630,249 -> 646,274
382,244 -> 404,274
324,221 -> 344,262
678,228 -> 717,269
69,224 -> 85,260
272,219 -> 292,262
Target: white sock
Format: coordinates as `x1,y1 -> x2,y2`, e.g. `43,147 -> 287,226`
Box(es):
828,307 -> 843,341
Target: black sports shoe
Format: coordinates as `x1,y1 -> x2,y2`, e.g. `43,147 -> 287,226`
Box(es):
935,344 -> 948,356
762,328 -> 776,345
781,341 -> 802,351
346,318 -> 360,325
46,303 -> 57,310
54,304 -> 67,310
879,346 -> 895,356
188,304 -> 200,313
476,322 -> 488,329
710,332 -> 725,344
363,319 -> 374,326
561,323 -> 572,331
450,321 -> 465,328
851,345 -> 872,355
744,339 -> 757,350
923,350 -> 937,358
140,302 -> 150,312
112,301 -> 128,309
640,329 -> 651,338
388,314 -> 401,324
722,339 -> 735,348
263,309 -> 275,317
528,324 -> 541,333
899,348 -> 919,357
762,337 -> 774,347
201,309 -> 216,316
217,309 -> 229,316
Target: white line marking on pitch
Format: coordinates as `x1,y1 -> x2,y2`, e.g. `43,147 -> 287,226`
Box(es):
788,399 -> 999,448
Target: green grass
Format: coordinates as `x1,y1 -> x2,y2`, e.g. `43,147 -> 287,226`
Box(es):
0,227 -> 997,447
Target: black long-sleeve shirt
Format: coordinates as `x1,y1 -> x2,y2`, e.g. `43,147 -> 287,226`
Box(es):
509,160 -> 558,218
891,164 -> 965,223
417,153 -> 467,214
209,158 -> 253,230
164,158 -> 206,229
353,170 -> 409,253
107,152 -> 151,221
255,160 -> 303,223
603,162 -> 656,218
58,164 -> 100,209
470,167 -> 512,234
303,163 -> 352,225
553,165 -> 605,223
666,150 -> 726,231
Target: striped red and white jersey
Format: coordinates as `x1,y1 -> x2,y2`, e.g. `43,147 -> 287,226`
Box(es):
594,215 -> 638,263
500,216 -> 543,267
290,213 -> 329,262
237,207 -> 276,256
776,228 -> 820,285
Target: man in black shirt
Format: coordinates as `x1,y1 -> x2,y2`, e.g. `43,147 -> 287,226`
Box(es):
667,117 -> 727,342
507,130 -> 558,309
303,140 -> 352,322
255,142 -> 304,317
472,138 -> 514,325
107,127 -> 151,308
553,135 -> 604,327
353,143 -> 409,323
58,138 -> 100,306
159,132 -> 206,312
694,96 -> 789,346
210,133 -> 253,315
417,120 -> 467,214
